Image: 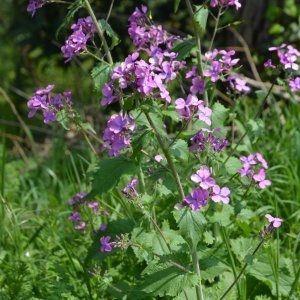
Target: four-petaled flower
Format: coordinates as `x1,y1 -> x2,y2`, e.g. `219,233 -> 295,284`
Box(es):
265,214 -> 283,228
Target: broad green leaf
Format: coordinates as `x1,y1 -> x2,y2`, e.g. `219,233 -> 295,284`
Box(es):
212,102 -> 230,132
88,156 -> 138,196
173,209 -> 207,250
225,156 -> 242,175
209,204 -> 234,227
200,257 -> 230,282
171,38 -> 196,60
230,237 -> 256,264
91,64 -> 112,91
194,5 -> 209,33
203,230 -> 215,245
248,255 -> 293,297
170,139 -> 189,161
140,259 -> 199,297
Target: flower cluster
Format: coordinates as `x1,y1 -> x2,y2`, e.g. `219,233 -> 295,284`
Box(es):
68,192 -> 108,234
27,85 -> 73,123
102,112 -> 135,157
204,49 -> 250,94
189,128 -> 229,152
210,0 -> 241,10
181,165 -> 230,211
27,0 -> 45,16
239,153 -> 271,189
101,6 -> 184,106
61,16 -> 96,62
128,5 -> 178,52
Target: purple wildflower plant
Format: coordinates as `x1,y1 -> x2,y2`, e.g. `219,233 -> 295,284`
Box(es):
27,0 -> 46,16
27,85 -> 73,124
289,77 -> 300,92
211,185 -> 230,204
100,236 -> 114,252
61,16 -> 96,62
102,112 -> 135,157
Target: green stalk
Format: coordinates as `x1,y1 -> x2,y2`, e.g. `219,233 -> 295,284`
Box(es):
220,239 -> 265,299
192,251 -> 205,300
83,0 -> 113,65
221,226 -> 241,298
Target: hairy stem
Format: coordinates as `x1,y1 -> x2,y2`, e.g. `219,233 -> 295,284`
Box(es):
192,251 -> 205,300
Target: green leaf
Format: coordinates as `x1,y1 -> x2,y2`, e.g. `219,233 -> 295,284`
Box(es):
203,231 -> 215,245
209,204 -> 234,227
225,156 -> 242,175
173,209 -> 206,250
91,64 -> 112,91
80,122 -> 96,134
194,5 -> 209,33
56,110 -> 70,130
170,139 -> 189,161
212,102 -> 229,134
140,259 -> 199,297
88,156 -> 138,196
99,19 -> 120,49
174,0 -> 181,13
230,237 -> 255,263
171,38 -> 196,60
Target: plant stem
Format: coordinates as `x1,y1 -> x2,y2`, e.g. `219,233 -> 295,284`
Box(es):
220,239 -> 265,299
221,226 -> 241,298
83,0 -> 113,65
192,251 -> 205,300
144,112 -> 185,201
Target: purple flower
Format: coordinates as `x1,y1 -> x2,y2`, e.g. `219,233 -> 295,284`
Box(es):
74,222 -> 87,232
203,61 -> 222,82
27,0 -> 45,16
122,178 -> 138,198
27,85 -> 73,124
253,168 -> 271,189
189,129 -> 229,152
228,76 -> 251,94
99,224 -> 107,232
68,211 -> 81,222
68,192 -> 88,206
211,185 -> 230,204
102,112 -> 135,157
265,214 -> 283,228
175,94 -> 200,120
264,59 -> 276,68
289,77 -> 300,92
100,236 -> 113,252
191,166 -> 216,189
61,16 -> 96,62
210,0 -> 241,10
182,188 -> 209,211
190,76 -> 206,95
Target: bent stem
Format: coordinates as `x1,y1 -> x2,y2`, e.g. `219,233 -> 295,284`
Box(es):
83,0 -> 113,65
220,239 -> 265,299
